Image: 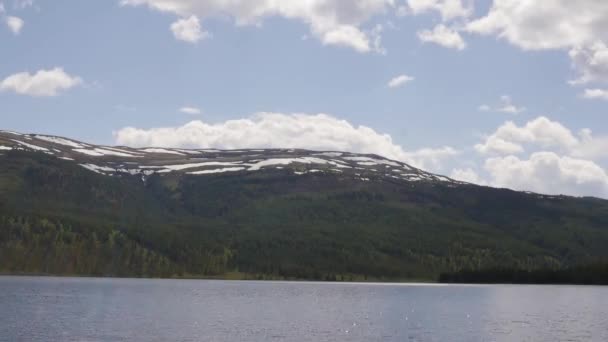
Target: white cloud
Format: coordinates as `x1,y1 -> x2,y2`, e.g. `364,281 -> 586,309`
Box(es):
0,3 -> 5,14
485,152 -> 608,198
478,95 -> 525,114
113,113 -> 608,198
120,0 -> 394,53
370,24 -> 386,55
170,15 -> 208,43
407,0 -> 472,21
475,116 -> 608,161
417,24 -> 466,50
582,88 -> 608,100
466,0 -> 608,51
5,15 -> 23,34
475,135 -> 524,155
460,114 -> 608,198
475,117 -> 579,155
465,1 -> 608,84
450,168 -> 486,185
569,42 -> 608,84
406,146 -> 460,171
470,116 -> 608,197
574,128 -> 608,160
497,95 -> 525,114
318,24 -> 371,53
388,74 -> 414,88
475,116 -> 608,159
179,106 -> 201,114
0,67 -> 82,97
114,112 -> 456,171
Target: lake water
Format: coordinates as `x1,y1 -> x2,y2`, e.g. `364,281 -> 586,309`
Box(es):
0,277 -> 606,341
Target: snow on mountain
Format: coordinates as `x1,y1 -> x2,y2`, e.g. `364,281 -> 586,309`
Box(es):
0,130 -> 462,184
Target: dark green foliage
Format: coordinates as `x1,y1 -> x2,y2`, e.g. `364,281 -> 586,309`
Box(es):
438,264 -> 608,285
1,150 -> 608,281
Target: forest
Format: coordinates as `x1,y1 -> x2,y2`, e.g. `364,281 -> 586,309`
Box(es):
439,264 -> 608,285
2,150 -> 608,282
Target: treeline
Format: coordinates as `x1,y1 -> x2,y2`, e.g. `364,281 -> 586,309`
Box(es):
0,216 -> 177,277
0,215 -> 240,278
438,264 -> 608,285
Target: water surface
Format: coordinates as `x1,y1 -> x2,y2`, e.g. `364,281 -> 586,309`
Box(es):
1,276 -> 606,341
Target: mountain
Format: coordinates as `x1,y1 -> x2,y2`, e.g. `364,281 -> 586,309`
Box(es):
1,130 -> 607,281
0,130 -> 456,183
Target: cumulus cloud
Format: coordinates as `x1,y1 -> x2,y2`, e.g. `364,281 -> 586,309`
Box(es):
5,15 -> 23,34
388,74 -> 414,88
179,106 -> 201,114
170,15 -> 208,43
450,168 -> 487,185
475,117 -> 580,155
466,0 -> 608,50
478,95 -> 525,114
485,152 -> 608,198
575,128 -> 608,160
417,24 -> 466,50
476,115 -> 608,160
569,42 -> 608,84
120,0 -> 394,53
406,0 -> 471,50
114,112 -> 457,171
469,115 -> 608,197
475,134 -> 525,155
407,0 -> 472,21
582,88 -> 608,100
466,1 -> 608,84
406,146 -> 460,171
0,67 -> 82,97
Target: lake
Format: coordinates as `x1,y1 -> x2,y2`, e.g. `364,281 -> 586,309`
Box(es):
0,277 -> 606,341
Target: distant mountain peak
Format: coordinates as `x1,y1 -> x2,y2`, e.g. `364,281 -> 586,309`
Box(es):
0,130 -> 459,184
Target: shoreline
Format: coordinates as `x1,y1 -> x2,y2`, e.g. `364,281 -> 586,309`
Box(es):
1,273 -> 606,286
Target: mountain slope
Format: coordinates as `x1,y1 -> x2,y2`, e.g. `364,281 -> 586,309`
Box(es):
1,130 -> 607,281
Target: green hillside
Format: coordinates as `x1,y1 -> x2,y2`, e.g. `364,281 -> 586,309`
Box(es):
2,149 -> 608,281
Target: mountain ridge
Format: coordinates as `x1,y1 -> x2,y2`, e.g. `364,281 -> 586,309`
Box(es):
0,129 -> 584,201
0,129 -> 464,183
1,129 -> 607,281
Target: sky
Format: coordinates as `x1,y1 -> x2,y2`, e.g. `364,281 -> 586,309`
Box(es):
1,0 -> 608,198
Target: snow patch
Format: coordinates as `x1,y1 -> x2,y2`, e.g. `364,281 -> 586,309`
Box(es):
94,148 -> 139,157
12,139 -> 49,151
160,161 -> 244,172
248,157 -> 329,171
80,164 -> 117,174
344,156 -> 401,167
141,148 -> 185,155
73,148 -> 138,157
188,167 -> 245,175
174,149 -> 203,155
102,147 -> 143,155
73,149 -> 105,156
1,131 -> 23,136
35,135 -> 84,148
315,152 -> 343,157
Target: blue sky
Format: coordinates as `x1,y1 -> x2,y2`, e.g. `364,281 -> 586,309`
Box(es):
1,0 -> 608,198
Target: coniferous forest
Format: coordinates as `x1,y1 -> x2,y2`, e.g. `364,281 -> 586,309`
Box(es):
2,150 -> 608,283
